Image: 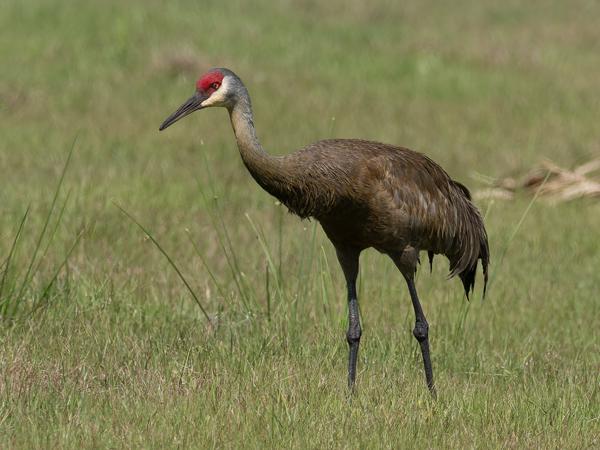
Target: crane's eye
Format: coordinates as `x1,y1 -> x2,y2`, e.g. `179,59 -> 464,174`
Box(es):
210,82 -> 220,90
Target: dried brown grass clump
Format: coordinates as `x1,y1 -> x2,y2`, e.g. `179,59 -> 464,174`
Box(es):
475,159 -> 600,202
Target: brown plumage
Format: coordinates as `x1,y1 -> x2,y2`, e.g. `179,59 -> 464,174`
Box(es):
160,68 -> 490,395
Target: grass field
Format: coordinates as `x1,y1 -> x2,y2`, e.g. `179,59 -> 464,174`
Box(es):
1,0 -> 599,448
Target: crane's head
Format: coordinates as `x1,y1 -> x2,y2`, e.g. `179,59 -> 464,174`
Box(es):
159,68 -> 243,131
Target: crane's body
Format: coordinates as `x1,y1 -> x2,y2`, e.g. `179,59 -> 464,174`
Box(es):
160,68 -> 489,395
242,138 -> 487,288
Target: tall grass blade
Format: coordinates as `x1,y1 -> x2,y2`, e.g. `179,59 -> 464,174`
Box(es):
0,207 -> 30,313
245,213 -> 283,300
297,222 -> 318,307
115,204 -> 213,326
29,229 -> 84,316
265,263 -> 271,322
32,189 -> 72,276
185,229 -> 229,308
196,155 -> 255,313
211,198 -> 256,306
277,205 -> 283,283
487,170 -> 552,292
14,137 -> 76,302
199,189 -> 253,314
317,247 -> 331,325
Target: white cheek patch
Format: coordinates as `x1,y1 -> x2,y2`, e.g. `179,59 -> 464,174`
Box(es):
201,76 -> 231,107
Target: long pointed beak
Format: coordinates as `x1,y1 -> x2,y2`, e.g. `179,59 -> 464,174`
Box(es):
159,92 -> 208,131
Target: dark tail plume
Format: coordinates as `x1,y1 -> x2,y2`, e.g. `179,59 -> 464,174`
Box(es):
427,251 -> 434,273
458,234 -> 489,299
448,182 -> 490,298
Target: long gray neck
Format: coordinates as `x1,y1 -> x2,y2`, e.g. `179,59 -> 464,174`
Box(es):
228,95 -> 293,200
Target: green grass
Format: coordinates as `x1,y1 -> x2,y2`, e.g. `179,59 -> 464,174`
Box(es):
1,0 -> 599,447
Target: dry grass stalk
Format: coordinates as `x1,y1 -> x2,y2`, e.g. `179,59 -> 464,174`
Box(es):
475,158 -> 600,202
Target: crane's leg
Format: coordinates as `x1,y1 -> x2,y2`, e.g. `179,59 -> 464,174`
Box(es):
335,246 -> 361,389
391,249 -> 436,397
405,275 -> 436,397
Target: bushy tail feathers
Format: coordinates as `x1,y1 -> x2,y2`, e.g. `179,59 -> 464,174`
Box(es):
458,232 -> 489,299
428,215 -> 489,299
447,188 -> 490,299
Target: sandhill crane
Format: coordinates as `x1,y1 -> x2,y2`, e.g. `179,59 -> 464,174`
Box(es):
159,68 -> 489,395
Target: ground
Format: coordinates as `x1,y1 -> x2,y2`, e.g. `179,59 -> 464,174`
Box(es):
1,0 -> 599,448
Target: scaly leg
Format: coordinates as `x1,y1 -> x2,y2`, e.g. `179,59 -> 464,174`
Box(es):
405,275 -> 436,396
335,247 -> 361,389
